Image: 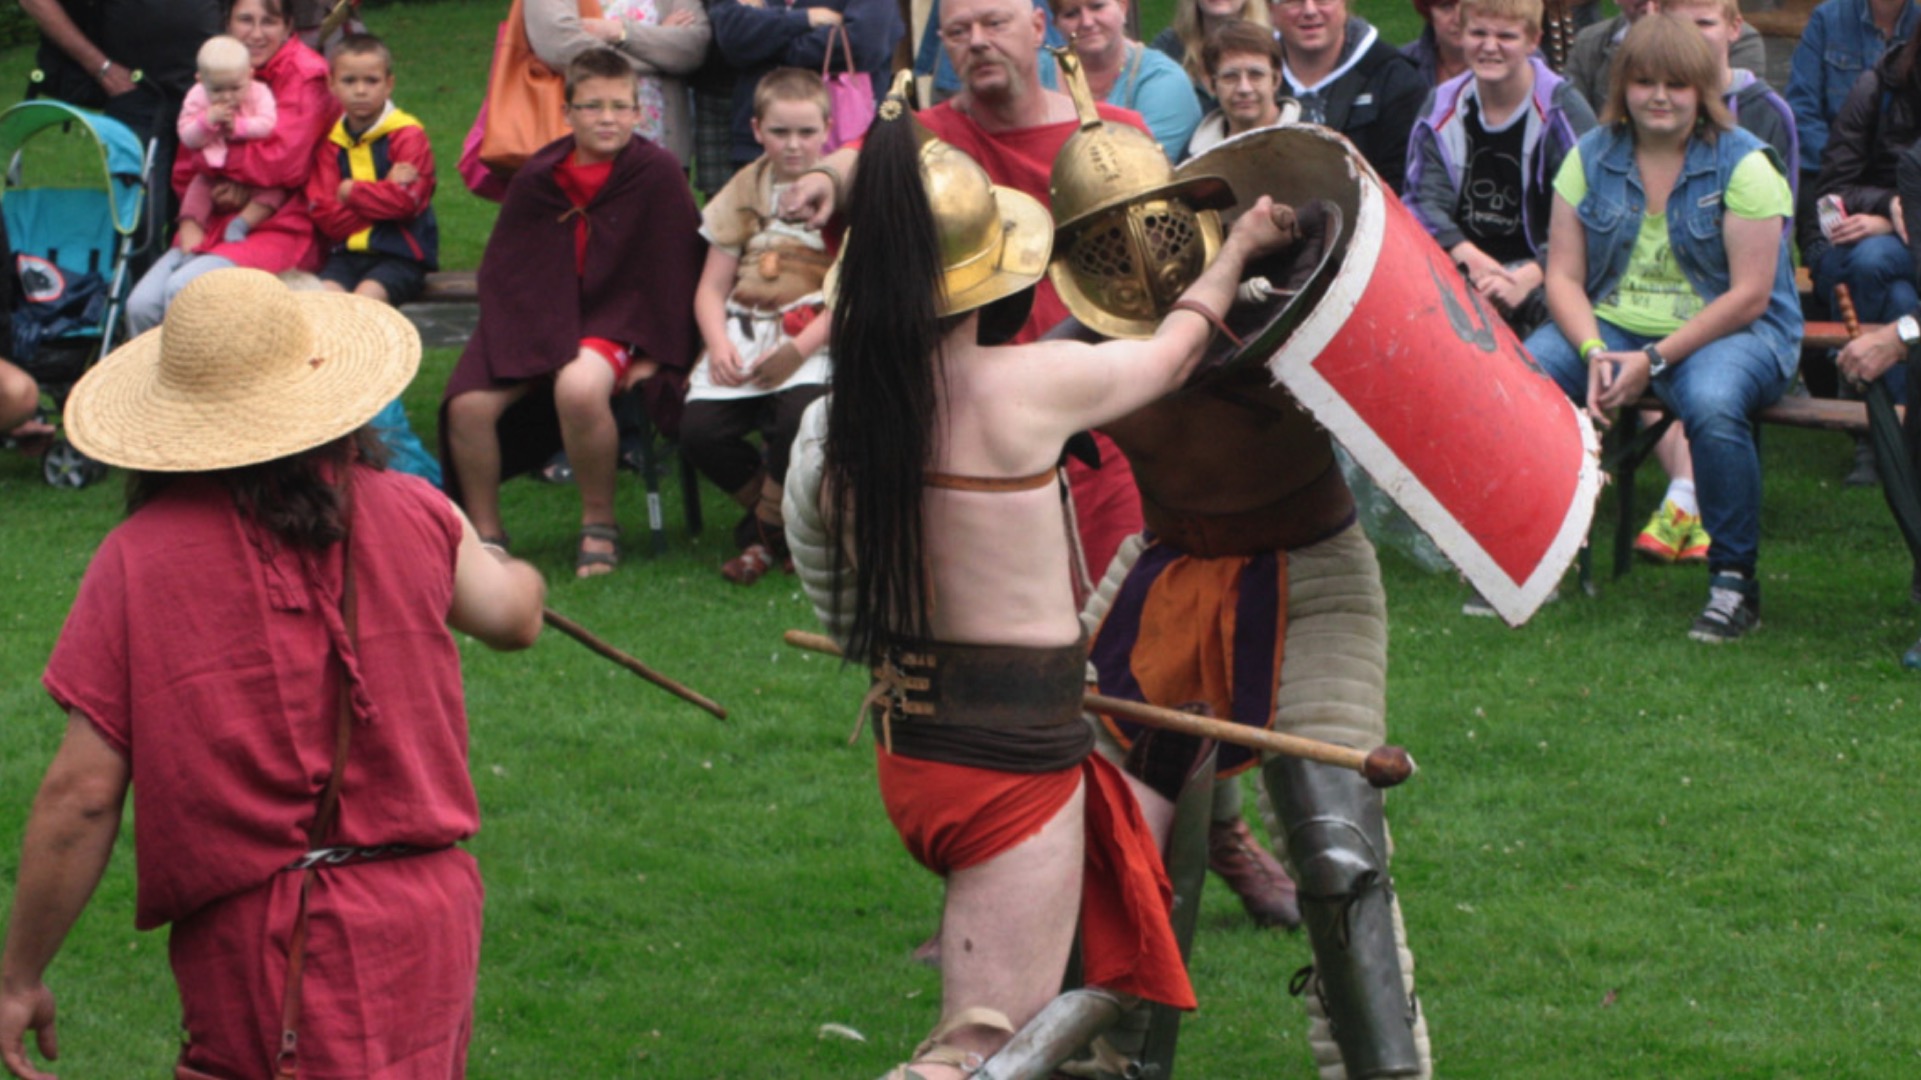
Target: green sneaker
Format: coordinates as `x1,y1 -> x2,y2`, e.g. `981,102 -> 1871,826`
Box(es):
1635,500 -> 1700,564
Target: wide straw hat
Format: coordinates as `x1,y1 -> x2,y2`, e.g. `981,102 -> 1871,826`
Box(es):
64,268 -> 420,472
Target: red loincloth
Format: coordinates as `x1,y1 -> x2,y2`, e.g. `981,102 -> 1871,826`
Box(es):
875,749 -> 1198,1010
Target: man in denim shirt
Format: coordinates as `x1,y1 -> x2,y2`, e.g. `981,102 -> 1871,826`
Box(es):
1786,0 -> 1918,188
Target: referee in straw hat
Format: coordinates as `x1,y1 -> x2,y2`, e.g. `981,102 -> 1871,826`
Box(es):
0,268 -> 546,1079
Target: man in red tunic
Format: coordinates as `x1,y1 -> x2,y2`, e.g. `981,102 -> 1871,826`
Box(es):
783,0 -> 1146,581
0,268 -> 548,1079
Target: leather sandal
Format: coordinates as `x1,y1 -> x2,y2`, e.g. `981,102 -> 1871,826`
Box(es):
878,1007 -> 1014,1079
576,523 -> 620,578
720,543 -> 775,585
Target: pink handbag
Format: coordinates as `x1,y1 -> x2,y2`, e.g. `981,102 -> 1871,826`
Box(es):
820,24 -> 874,152
458,95 -> 511,203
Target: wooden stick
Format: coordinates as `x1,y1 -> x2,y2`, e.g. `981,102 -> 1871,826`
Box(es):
547,608 -> 728,719
1836,283 -> 1862,340
317,0 -> 359,43
782,629 -> 1416,788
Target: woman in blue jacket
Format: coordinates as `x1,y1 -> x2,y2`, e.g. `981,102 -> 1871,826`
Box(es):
1523,14 -> 1801,643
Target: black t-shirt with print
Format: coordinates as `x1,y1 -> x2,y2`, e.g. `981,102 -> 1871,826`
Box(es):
1454,96 -> 1534,266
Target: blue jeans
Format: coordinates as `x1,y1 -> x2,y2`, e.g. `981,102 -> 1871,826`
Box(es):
124,248 -> 236,336
1524,320 -> 1794,575
1812,233 -> 1913,402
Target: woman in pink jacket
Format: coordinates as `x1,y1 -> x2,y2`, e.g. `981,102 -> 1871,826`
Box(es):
124,0 -> 338,334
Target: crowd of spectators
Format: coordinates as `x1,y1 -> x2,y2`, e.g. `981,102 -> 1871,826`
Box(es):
6,0 -> 1921,648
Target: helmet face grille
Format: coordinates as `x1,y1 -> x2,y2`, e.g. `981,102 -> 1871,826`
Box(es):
1061,201 -> 1212,326
1069,218 -> 1151,318
1141,204 -> 1206,305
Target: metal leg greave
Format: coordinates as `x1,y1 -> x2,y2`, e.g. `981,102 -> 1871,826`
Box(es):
1263,754 -> 1421,1079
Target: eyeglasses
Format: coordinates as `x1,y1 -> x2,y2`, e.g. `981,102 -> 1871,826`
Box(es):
569,100 -> 639,116
1214,66 -> 1275,86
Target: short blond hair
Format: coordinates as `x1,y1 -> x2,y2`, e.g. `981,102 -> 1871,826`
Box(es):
1460,0 -> 1544,38
1602,13 -> 1734,133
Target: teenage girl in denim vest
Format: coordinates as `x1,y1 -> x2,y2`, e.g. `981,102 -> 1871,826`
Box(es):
1523,13 -> 1802,642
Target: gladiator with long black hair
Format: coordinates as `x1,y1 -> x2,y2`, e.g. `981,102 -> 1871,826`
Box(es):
822,94 -> 951,663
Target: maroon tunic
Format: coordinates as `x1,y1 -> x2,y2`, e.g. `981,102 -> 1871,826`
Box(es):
44,466 -> 482,1077
440,135 -> 705,504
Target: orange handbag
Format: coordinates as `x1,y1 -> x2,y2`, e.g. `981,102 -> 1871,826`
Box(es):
478,0 -> 605,173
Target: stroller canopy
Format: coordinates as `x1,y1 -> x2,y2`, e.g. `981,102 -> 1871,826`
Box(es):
0,100 -> 145,236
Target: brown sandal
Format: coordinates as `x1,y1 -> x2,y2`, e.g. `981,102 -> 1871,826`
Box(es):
576,523 -> 620,578
880,1007 -> 1014,1079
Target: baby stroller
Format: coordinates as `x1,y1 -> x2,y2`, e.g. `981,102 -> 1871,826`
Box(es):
0,99 -> 151,488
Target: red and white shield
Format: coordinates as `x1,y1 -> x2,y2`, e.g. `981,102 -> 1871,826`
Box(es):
1178,126 -> 1600,625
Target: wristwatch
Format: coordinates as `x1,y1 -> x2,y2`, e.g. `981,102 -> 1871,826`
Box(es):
1897,314 -> 1920,347
1643,344 -> 1669,379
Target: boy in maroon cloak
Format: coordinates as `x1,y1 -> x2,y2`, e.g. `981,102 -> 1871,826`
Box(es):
442,47 -> 704,576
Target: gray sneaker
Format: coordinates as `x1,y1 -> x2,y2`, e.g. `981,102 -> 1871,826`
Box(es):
1688,575 -> 1760,643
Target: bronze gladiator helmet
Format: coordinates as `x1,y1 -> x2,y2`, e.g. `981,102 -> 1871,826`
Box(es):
1047,50 -> 1234,339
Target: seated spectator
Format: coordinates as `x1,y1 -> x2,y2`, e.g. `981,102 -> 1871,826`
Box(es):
442,49 -> 704,577
176,35 -> 286,252
1403,0 -> 1470,87
1149,0 -> 1272,112
1786,0 -> 1917,195
125,0 -> 336,335
1837,138 -> 1921,665
1660,0 -> 1796,193
1036,0 -> 1203,159
305,32 -> 443,488
1804,31 -> 1921,404
1565,0 -> 1764,111
683,68 -> 835,585
711,0 -> 900,174
1270,0 -> 1426,193
1407,0 -> 1595,337
1523,13 -> 1801,642
525,0 -> 712,172
1186,19 -> 1288,157
0,357 -> 38,438
1622,0 -> 1799,542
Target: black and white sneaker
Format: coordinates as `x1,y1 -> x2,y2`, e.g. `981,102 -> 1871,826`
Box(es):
1688,574 -> 1760,643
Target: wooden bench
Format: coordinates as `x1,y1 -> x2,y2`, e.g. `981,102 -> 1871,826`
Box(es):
419,270 -> 478,304
1586,393 -> 1895,588
408,270 -> 703,555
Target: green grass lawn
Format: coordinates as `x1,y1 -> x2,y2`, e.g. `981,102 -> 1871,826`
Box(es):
9,2 -> 1921,1078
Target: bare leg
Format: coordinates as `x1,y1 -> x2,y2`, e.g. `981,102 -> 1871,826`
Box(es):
321,279 -> 348,293
554,349 -> 621,576
0,358 -> 39,434
353,279 -> 393,305
915,780 -> 1089,1078
445,383 -> 530,542
1645,414 -> 1695,482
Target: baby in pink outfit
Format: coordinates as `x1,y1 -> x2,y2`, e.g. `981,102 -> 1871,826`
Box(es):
175,35 -> 285,248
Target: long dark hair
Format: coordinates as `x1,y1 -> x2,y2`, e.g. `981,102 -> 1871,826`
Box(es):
127,428 -> 388,550
824,104 -> 947,662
